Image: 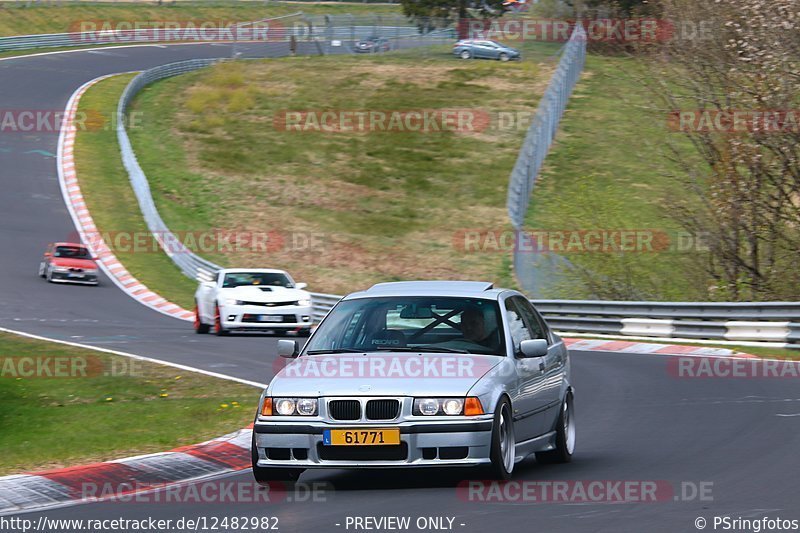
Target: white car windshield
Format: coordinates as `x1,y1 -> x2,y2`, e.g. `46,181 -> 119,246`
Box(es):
304,296 -> 506,356
222,272 -> 293,288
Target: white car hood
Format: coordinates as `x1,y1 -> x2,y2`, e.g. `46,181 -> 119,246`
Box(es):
221,286 -> 309,303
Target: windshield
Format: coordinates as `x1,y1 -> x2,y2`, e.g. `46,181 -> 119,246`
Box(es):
222,272 -> 293,288
54,246 -> 91,259
304,296 -> 506,356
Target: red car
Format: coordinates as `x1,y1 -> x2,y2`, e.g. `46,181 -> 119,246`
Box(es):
38,242 -> 100,285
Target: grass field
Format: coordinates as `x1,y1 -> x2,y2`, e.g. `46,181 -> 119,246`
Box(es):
0,2 -> 401,38
123,43 -> 562,296
523,53 -> 706,301
74,74 -> 198,310
0,331 -> 257,475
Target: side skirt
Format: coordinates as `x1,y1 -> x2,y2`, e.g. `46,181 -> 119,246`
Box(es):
514,431 -> 556,463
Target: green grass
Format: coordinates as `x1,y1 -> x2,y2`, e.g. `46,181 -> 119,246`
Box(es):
125,47 -> 560,295
0,331 -> 258,475
0,2 -> 401,38
523,53 -> 705,300
74,74 -> 198,309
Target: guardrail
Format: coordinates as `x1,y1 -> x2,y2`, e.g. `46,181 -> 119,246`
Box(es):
535,300 -> 800,347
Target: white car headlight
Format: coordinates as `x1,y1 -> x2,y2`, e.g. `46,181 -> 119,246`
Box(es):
274,398 -> 296,415
416,398 -> 440,416
53,266 -> 71,273
413,397 -> 472,416
296,398 -> 318,416
222,297 -> 241,306
442,398 -> 464,415
270,398 -> 318,416
297,298 -> 312,307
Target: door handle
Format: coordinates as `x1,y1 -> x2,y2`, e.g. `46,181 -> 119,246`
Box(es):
539,361 -> 545,372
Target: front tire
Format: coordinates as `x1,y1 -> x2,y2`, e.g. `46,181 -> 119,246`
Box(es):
194,303 -> 210,334
214,304 -> 229,336
487,397 -> 515,480
499,52 -> 510,62
38,262 -> 46,278
536,392 -> 575,464
460,50 -> 472,60
251,434 -> 303,486
45,265 -> 54,283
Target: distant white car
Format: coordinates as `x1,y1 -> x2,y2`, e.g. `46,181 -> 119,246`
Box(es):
194,268 -> 313,336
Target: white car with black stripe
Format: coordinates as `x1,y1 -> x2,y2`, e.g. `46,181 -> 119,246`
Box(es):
194,268 -> 313,336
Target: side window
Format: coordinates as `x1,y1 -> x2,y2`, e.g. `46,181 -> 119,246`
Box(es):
504,298 -> 533,355
512,296 -> 547,341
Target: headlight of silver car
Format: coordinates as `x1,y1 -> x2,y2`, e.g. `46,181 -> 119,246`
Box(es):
264,397 -> 318,416
413,397 -> 484,416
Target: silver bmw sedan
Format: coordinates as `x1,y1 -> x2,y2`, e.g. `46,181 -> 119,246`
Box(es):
252,281 -> 574,482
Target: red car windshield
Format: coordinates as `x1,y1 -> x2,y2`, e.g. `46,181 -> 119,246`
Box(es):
54,246 -> 91,259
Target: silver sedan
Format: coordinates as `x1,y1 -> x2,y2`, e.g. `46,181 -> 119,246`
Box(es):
251,281 -> 574,482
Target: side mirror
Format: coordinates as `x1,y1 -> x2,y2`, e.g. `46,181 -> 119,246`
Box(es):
277,339 -> 299,359
519,339 -> 548,358
295,282 -> 307,290
44,252 -> 52,257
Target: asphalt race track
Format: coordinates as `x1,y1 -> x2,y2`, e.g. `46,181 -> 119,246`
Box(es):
2,44 -> 799,533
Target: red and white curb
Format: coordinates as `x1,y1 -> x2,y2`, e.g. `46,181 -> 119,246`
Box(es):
0,426 -> 254,515
57,75 -> 194,322
564,338 -> 758,358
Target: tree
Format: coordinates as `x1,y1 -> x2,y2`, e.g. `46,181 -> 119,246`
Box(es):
400,0 -> 506,31
638,0 -> 800,300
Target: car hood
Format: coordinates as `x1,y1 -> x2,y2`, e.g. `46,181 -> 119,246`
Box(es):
51,258 -> 97,269
221,286 -> 309,303
269,352 -> 504,397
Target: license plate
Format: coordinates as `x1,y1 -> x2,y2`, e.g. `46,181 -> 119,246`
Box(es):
68,273 -> 84,278
260,315 -> 283,322
323,428 -> 400,446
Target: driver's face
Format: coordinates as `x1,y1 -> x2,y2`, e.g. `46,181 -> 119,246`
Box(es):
461,308 -> 485,342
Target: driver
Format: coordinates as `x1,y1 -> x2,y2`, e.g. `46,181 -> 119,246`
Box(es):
460,304 -> 489,344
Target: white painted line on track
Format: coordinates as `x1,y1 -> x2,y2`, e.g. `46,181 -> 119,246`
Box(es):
0,326 -> 267,389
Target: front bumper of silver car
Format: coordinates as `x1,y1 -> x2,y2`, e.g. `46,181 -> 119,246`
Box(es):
253,416 -> 494,469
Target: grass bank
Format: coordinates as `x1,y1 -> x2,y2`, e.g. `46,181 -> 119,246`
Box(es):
125,44 -> 561,296
0,331 -> 257,475
523,53 -> 705,300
